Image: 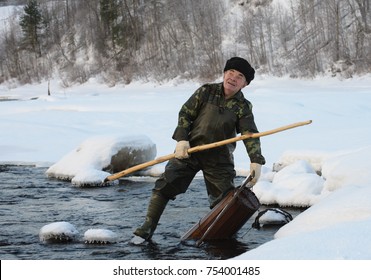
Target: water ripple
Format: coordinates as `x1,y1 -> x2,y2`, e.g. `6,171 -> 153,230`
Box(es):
0,165 -> 302,260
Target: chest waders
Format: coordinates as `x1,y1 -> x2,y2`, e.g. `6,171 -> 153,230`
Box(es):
134,102 -> 237,241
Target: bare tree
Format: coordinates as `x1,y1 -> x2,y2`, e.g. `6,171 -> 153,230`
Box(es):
1,0 -> 371,86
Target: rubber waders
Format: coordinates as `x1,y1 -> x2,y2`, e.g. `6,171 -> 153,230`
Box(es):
134,192 -> 169,240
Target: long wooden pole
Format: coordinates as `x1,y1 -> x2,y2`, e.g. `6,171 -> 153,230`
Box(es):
104,120 -> 312,182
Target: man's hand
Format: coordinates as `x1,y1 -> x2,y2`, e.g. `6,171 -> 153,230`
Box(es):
175,140 -> 190,159
250,163 -> 262,185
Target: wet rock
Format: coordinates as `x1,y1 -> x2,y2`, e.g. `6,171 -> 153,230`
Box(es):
104,144 -> 156,174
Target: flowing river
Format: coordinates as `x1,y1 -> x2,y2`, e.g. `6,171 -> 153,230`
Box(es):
0,164 -> 303,260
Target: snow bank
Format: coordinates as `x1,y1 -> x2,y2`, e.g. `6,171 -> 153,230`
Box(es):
275,185 -> 371,239
233,146 -> 371,260
322,146 -> 371,192
234,218 -> 371,259
254,160 -> 326,207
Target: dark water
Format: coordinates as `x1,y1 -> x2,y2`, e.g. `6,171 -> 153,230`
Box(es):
0,164 -> 303,260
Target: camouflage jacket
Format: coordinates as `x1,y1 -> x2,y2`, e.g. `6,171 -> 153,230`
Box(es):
172,83 -> 265,165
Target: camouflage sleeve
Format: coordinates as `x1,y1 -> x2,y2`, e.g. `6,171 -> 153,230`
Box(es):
243,137 -> 266,165
172,85 -> 207,141
239,100 -> 266,165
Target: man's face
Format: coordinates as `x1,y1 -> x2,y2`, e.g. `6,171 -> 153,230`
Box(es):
223,69 -> 248,95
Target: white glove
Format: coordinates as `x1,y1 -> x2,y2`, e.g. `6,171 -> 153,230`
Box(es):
250,163 -> 262,185
175,140 -> 190,159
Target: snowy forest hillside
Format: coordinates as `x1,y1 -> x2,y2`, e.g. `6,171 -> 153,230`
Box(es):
0,0 -> 370,87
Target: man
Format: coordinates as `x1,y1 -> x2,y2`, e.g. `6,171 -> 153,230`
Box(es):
131,57 -> 265,244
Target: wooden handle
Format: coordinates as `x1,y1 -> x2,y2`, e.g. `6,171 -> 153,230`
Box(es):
104,153 -> 175,182
188,120 -> 312,153
104,120 -> 312,182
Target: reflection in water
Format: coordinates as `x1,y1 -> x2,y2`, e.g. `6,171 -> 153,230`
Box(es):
0,165 -> 303,260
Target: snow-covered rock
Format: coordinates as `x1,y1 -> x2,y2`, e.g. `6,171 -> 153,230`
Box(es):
84,229 -> 118,244
39,221 -> 79,242
254,160 -> 325,207
46,135 -> 156,186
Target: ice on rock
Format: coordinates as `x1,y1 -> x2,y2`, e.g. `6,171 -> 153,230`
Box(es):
252,208 -> 293,230
84,229 -> 118,244
39,221 -> 79,242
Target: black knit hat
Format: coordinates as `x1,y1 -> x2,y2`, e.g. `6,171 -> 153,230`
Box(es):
224,57 -> 255,82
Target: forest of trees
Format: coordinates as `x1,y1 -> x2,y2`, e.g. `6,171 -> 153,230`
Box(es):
0,0 -> 370,86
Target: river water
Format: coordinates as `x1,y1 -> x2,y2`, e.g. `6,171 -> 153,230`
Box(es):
0,164 -> 304,260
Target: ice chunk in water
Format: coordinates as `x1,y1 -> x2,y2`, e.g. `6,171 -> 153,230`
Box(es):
84,229 -> 118,244
39,221 -> 79,242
